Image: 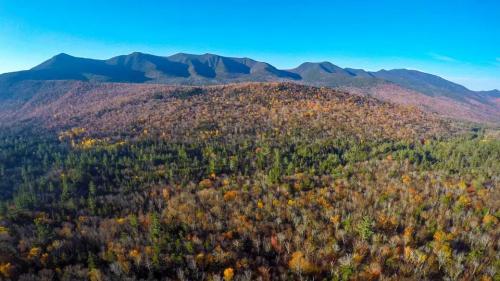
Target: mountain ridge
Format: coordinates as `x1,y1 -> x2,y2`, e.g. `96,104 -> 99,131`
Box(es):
0,52 -> 499,124
1,52 -> 497,92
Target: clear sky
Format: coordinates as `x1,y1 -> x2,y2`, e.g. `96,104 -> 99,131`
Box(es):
0,0 -> 499,90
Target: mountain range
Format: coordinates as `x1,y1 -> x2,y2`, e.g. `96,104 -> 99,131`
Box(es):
0,52 -> 499,124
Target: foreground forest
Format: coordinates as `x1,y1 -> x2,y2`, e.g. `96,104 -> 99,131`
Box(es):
0,83 -> 498,280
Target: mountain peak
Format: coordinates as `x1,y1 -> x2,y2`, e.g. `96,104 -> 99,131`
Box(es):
297,61 -> 335,67
31,53 -> 80,70
127,51 -> 148,56
295,61 -> 343,71
53,52 -> 73,59
202,52 -> 219,57
292,61 -> 353,79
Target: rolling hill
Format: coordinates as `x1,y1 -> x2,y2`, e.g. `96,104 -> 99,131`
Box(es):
0,82 -> 457,140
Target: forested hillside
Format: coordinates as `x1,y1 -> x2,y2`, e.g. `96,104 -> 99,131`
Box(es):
0,83 -> 498,280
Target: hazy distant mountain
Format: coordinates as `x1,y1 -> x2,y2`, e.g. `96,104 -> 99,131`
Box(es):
371,69 -> 484,102
477,89 -> 500,105
0,52 -> 498,123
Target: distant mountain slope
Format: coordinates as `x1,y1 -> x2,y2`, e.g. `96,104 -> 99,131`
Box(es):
341,83 -> 500,124
371,69 -> 490,103
0,52 -> 299,92
477,89 -> 500,107
0,52 -> 498,124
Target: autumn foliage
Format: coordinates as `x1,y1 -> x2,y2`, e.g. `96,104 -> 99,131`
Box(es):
0,83 -> 497,280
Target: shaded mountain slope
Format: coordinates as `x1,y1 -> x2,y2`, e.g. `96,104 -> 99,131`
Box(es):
3,53 -> 149,85
167,53 -> 300,81
371,69 -> 490,104
341,83 -> 500,124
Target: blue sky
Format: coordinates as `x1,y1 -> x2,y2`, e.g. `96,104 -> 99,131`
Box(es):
0,0 -> 499,90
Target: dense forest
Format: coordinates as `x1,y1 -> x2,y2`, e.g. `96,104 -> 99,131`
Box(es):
0,83 -> 498,280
